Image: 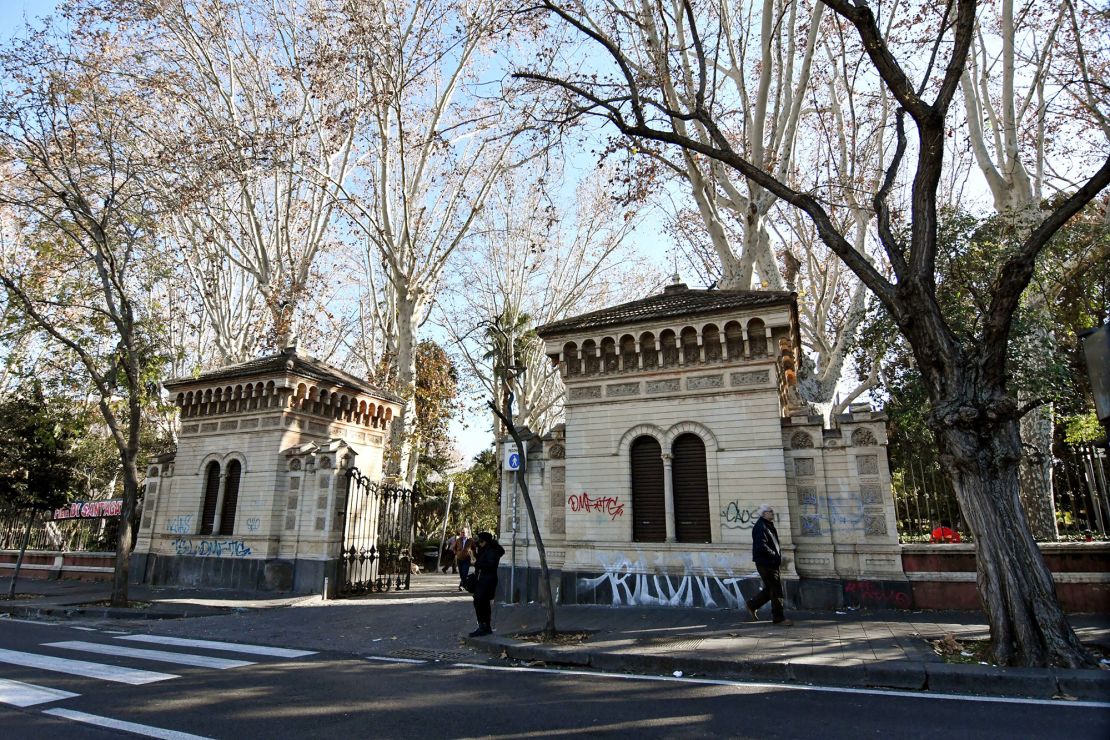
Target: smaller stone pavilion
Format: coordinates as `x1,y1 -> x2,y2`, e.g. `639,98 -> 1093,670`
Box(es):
132,347 -> 401,594
499,282 -> 907,609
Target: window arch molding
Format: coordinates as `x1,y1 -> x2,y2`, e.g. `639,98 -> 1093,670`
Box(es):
663,421 -> 720,452
616,423 -> 666,457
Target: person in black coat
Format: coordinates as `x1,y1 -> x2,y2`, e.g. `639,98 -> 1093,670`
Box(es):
745,505 -> 793,625
469,531 -> 505,637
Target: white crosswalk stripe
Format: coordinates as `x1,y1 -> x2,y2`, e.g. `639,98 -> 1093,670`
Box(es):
45,641 -> 255,670
43,708 -> 214,740
0,677 -> 77,707
116,634 -> 317,658
0,647 -> 177,685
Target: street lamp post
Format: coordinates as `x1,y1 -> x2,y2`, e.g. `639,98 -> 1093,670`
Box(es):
435,481 -> 455,573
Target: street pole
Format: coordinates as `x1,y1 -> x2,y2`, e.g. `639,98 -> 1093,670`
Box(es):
506,325 -> 518,603
435,481 -> 454,573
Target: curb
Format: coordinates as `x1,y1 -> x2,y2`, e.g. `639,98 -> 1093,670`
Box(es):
0,603 -> 231,621
463,636 -> 1110,702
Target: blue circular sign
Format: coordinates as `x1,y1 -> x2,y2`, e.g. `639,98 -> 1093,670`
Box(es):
508,452 -> 521,469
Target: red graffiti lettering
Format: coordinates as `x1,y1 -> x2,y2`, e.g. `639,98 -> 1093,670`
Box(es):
843,581 -> 910,608
568,493 -> 625,520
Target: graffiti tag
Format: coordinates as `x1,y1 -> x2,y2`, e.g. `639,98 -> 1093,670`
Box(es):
245,517 -> 261,532
568,493 -> 625,520
721,502 -> 761,530
172,538 -> 252,558
166,515 -> 193,534
577,552 -> 759,609
844,580 -> 911,608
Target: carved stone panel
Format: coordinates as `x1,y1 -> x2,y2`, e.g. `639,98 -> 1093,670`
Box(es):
856,455 -> 879,476
860,483 -> 882,505
790,431 -> 814,449
730,370 -> 768,386
569,385 -> 602,401
794,458 -> 815,477
801,515 -> 822,537
851,428 -> 878,446
687,375 -> 724,391
606,382 -> 640,398
864,515 -> 888,536
646,379 -> 681,394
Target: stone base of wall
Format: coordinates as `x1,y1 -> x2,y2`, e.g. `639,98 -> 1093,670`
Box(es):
131,553 -> 336,594
499,565 -> 915,611
902,543 -> 1110,614
1,550 -> 114,582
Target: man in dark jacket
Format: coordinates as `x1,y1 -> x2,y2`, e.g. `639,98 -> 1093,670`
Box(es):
745,504 -> 793,625
469,531 -> 505,637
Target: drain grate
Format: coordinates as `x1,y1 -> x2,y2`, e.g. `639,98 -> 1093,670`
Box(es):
389,647 -> 476,662
633,637 -> 705,651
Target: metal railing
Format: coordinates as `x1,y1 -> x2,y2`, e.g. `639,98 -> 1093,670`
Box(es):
893,442 -> 1110,542
0,512 -> 118,552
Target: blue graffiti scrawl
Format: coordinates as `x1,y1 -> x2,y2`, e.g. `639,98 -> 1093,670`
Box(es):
172,538 -> 252,558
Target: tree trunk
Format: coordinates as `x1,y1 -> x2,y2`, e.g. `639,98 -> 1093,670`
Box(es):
6,509 -> 36,600
110,456 -> 141,608
490,401 -> 557,639
936,408 -> 1093,667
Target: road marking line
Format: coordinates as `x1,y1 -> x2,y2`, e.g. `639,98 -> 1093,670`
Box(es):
364,655 -> 427,664
0,678 -> 78,707
45,641 -> 254,670
0,617 -> 59,626
0,648 -> 177,685
43,708 -> 212,740
451,662 -> 1110,710
116,635 -> 316,658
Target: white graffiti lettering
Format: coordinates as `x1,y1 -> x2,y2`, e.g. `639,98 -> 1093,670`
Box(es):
577,552 -> 758,609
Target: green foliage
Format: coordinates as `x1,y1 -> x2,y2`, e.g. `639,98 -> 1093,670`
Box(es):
1062,412 -> 1104,445
858,206 -> 1109,467
0,387 -> 81,513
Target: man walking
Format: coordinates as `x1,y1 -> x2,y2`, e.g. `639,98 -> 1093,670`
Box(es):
745,504 -> 793,626
453,530 -> 472,591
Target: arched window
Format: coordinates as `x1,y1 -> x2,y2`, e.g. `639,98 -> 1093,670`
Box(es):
748,318 -> 768,356
660,330 -> 679,368
199,461 -> 221,535
724,321 -> 744,359
703,324 -> 722,362
600,338 -> 618,373
582,339 -> 599,374
672,433 -> 711,543
218,460 -> 242,535
619,335 -> 637,371
630,436 -> 665,542
680,327 -> 700,364
639,332 -> 657,369
563,342 -> 580,376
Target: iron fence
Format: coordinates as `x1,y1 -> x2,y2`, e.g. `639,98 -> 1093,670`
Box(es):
337,469 -> 417,595
0,511 -> 117,552
893,442 -> 1110,542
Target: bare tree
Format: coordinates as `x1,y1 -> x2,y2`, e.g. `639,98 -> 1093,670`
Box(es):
0,16 -> 167,606
518,0 -> 1110,667
331,0 -> 534,484
440,165 -> 656,438
143,0 -> 364,361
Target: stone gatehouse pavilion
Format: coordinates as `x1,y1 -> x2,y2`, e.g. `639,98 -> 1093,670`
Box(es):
131,347 -> 401,595
499,282 -> 907,609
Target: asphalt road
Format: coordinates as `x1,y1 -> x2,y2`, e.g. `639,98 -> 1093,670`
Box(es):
1,618 -> 1107,739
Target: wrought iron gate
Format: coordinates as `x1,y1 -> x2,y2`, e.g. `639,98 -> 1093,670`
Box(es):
338,468 -> 416,596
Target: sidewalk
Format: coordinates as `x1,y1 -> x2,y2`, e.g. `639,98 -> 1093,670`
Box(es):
3,573 -> 1108,701
469,599 -> 1110,701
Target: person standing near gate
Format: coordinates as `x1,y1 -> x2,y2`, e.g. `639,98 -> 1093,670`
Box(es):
745,505 -> 793,626
469,531 -> 505,637
453,530 -> 473,591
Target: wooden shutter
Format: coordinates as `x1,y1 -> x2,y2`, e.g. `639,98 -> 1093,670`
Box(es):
630,436 -> 665,542
672,433 -> 711,543
199,462 -> 220,535
218,460 -> 242,535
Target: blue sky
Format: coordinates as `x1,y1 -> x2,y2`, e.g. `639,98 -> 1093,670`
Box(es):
0,1 -> 58,37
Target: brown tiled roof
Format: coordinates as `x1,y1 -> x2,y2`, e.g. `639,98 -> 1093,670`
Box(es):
536,285 -> 795,338
163,349 -> 402,403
